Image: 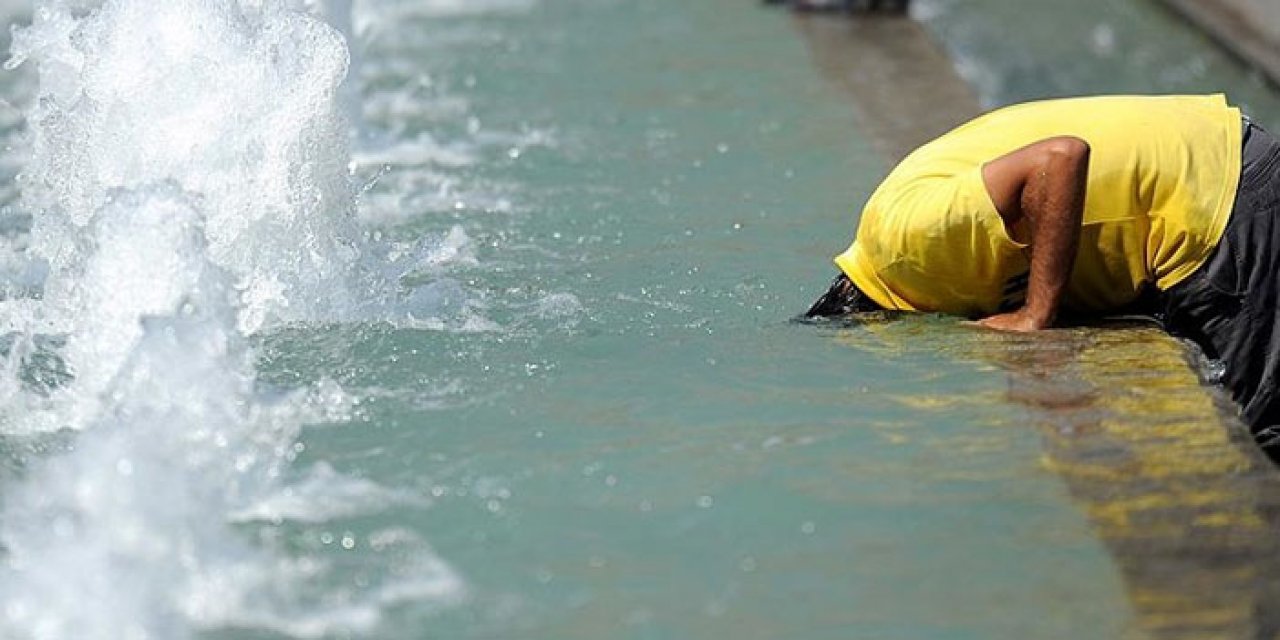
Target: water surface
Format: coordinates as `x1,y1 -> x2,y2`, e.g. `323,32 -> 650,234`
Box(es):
0,1 -> 1278,638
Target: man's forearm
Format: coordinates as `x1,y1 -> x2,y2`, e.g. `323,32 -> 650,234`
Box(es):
1019,138 -> 1089,326
975,136 -> 1090,332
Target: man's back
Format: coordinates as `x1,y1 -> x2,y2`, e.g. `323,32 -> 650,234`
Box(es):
837,94 -> 1242,315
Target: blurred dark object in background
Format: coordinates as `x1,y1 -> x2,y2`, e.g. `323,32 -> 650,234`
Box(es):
763,0 -> 910,14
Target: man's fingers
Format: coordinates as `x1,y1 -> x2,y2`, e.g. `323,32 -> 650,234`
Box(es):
971,312 -> 1044,332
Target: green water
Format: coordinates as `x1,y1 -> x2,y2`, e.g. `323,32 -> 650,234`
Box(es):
6,0 -> 1280,637
263,1 -> 1166,637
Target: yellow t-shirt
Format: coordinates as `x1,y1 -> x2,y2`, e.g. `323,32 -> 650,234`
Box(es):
834,94 -> 1243,316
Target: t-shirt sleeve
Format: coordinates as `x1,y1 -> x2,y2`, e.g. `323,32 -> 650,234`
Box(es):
953,164 -> 1027,253
873,166 -> 1028,314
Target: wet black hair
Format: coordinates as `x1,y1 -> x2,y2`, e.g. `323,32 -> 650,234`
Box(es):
804,273 -> 883,318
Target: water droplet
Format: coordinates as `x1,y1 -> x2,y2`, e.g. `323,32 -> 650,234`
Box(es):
696,495 -> 714,509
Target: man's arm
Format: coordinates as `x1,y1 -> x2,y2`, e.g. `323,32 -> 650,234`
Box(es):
976,136 -> 1090,331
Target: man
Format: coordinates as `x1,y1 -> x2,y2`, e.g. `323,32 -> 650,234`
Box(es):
807,94 -> 1280,455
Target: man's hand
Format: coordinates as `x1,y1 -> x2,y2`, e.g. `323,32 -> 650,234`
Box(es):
975,309 -> 1050,332
976,136 -> 1090,331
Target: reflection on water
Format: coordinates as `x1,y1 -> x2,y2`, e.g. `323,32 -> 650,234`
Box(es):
843,318 -> 1280,638
793,12 -> 979,162
913,0 -> 1280,125
1007,329 -> 1280,638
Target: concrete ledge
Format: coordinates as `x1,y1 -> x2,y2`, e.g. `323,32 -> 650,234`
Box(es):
1154,0 -> 1280,88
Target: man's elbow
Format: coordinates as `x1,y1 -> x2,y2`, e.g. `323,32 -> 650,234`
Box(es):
1040,136 -> 1090,169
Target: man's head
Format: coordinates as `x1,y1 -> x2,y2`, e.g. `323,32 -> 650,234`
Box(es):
804,272 -> 883,318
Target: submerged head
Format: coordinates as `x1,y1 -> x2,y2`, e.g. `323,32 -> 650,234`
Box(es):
804,272 -> 883,318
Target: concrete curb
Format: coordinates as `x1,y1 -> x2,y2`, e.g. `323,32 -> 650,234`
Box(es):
1154,0 -> 1280,88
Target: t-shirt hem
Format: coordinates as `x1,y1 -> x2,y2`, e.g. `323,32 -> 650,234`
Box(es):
1154,104 -> 1243,291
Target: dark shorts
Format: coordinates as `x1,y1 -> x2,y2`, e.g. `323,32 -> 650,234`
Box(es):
1161,119 -> 1280,450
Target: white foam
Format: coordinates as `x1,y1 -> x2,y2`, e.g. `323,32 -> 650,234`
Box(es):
0,187 -> 284,638
229,461 -> 430,524
355,132 -> 478,168
10,0 -> 371,334
354,0 -> 536,36
0,0 -> 464,637
392,225 -> 479,272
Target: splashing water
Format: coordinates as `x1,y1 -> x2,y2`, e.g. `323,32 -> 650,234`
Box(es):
0,0 -> 461,637
10,0 -> 364,335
